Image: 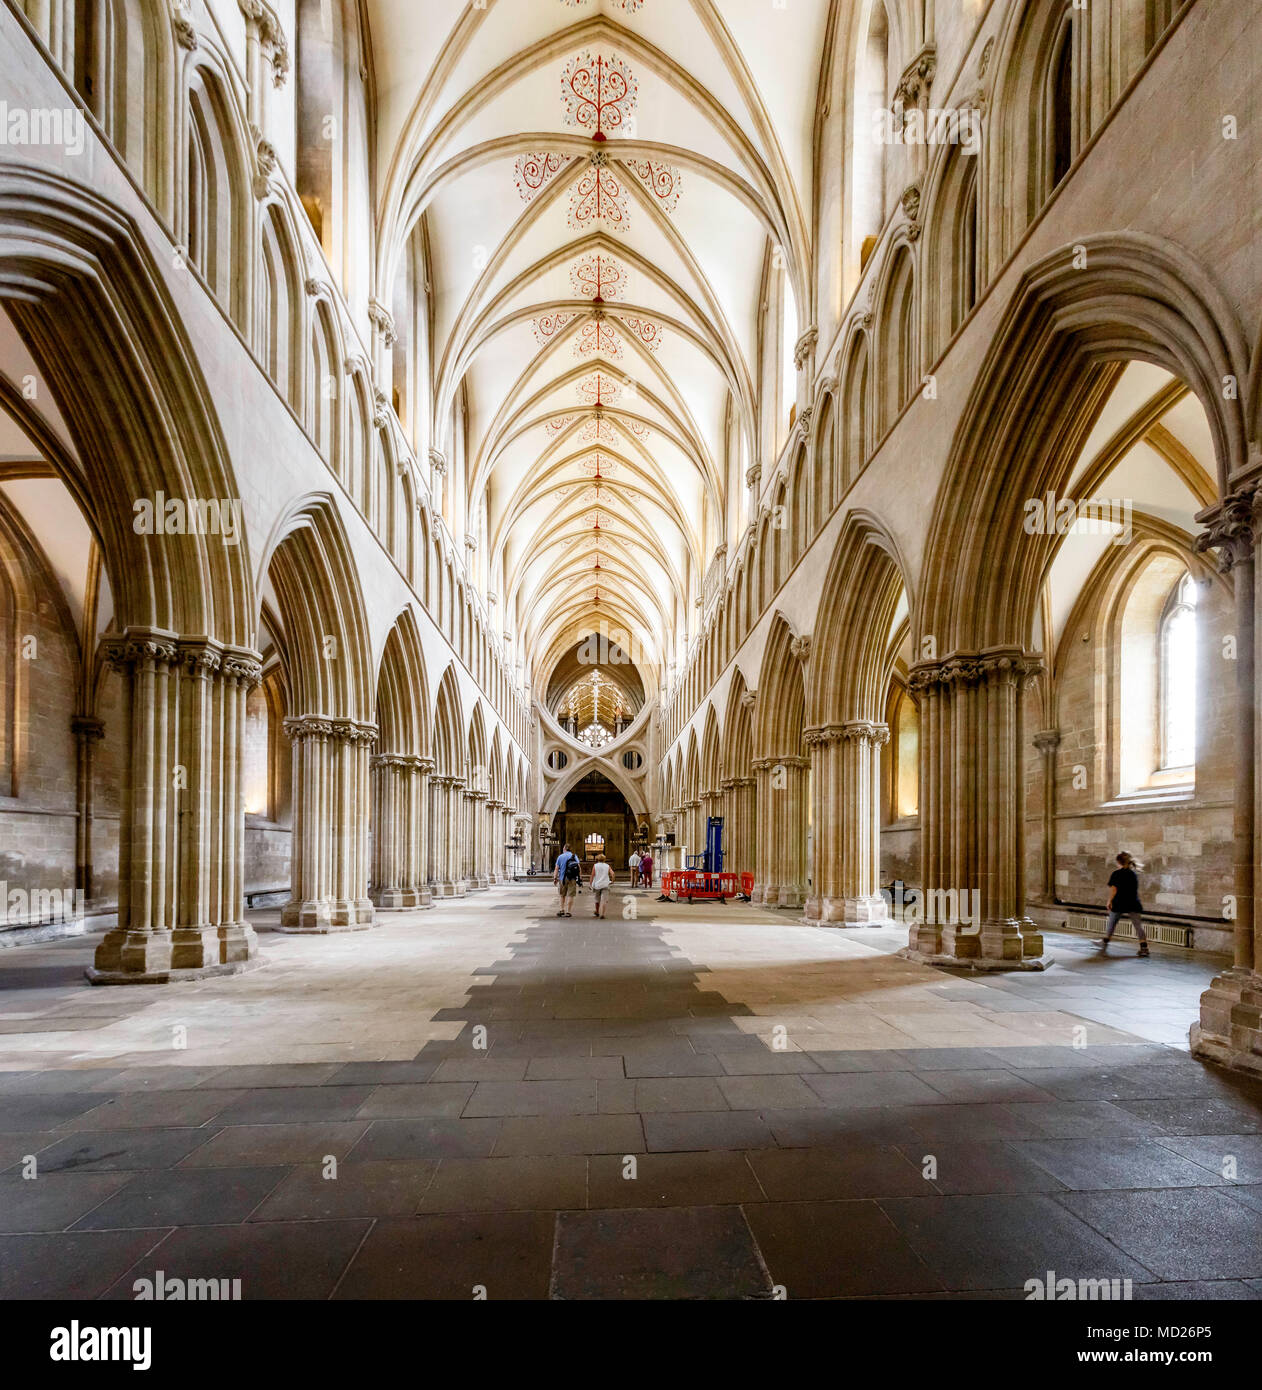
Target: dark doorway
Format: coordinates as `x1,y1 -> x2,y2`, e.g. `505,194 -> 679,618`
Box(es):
553,770 -> 634,869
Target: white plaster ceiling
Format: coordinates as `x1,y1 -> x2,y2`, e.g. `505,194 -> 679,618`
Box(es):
370,0 -> 827,687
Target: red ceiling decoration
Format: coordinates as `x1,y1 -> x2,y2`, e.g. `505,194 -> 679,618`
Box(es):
559,0 -> 644,10
617,314 -> 664,353
531,310 -> 578,347
567,154 -> 629,234
544,414 -> 577,437
577,371 -> 621,407
514,151 -> 572,203
561,51 -> 638,141
570,252 -> 627,303
580,416 -> 620,445
579,452 -> 617,476
574,313 -> 624,361
625,158 -> 683,214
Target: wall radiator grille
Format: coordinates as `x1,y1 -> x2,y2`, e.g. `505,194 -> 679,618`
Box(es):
1064,912 -> 1190,948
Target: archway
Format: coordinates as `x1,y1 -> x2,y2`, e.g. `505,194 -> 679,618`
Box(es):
552,769 -> 636,876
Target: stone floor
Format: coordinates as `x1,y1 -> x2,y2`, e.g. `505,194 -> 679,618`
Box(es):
1,885 -> 1261,1300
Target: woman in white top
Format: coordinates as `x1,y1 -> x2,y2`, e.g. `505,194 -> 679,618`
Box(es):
589,855 -> 615,918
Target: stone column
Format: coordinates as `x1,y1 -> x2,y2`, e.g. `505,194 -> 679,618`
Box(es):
738,778 -> 754,870
1032,729 -> 1062,903
900,651 -> 1048,970
751,760 -> 776,903
89,632 -> 261,981
71,714 -> 104,901
430,777 -> 467,897
471,788 -> 490,889
776,755 -> 810,909
280,715 -> 376,931
487,799 -> 505,882
372,753 -> 431,909
807,722 -> 893,924
1191,487 -> 1262,1073
410,759 -> 435,906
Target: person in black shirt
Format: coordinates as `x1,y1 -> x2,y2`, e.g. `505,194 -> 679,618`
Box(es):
1099,851 -> 1149,957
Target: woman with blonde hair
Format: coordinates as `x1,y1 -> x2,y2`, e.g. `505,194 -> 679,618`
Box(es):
589,853 -> 614,919
1099,851 -> 1149,958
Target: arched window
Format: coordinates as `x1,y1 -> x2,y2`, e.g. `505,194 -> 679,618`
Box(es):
1046,19 -> 1075,194
1159,572 -> 1197,771
956,160 -> 979,327
850,0 -> 891,278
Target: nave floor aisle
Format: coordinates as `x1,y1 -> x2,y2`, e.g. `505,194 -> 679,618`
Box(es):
0,886 -> 1259,1299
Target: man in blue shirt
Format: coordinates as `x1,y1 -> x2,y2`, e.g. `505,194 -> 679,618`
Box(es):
553,844 -> 580,917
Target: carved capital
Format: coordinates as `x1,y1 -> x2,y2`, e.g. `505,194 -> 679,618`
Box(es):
176,639 -> 223,678
745,464 -> 762,490
252,136 -> 278,199
793,326 -> 818,371
894,44 -> 937,110
368,298 -> 397,347
174,15 -> 198,50
842,719 -> 890,746
789,634 -> 812,663
1032,728 -> 1062,756
102,630 -> 179,674
429,448 -> 448,478
1195,484 -> 1261,574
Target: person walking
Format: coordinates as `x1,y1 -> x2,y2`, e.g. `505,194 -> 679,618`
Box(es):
1099,851 -> 1149,957
638,850 -> 653,890
628,847 -> 641,888
554,843 -> 581,918
589,854 -> 614,918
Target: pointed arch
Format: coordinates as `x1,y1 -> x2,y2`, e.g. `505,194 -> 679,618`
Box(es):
262,495 -> 373,721
374,607 -> 431,757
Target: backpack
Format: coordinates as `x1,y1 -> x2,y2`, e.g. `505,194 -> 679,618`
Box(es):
563,856 -> 581,883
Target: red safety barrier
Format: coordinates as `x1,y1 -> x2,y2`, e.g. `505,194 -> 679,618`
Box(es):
658,870 -> 755,903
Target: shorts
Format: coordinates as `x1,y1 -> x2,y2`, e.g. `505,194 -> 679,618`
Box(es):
559,880 -> 577,900
593,887 -> 609,907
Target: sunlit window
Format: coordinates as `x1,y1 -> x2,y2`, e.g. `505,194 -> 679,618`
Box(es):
1160,573 -> 1197,770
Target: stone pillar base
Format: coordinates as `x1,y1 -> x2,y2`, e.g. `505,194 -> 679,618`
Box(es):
808,894 -> 893,925
432,880 -> 466,898
87,924 -> 261,984
373,887 -> 435,911
899,919 -> 1051,971
1190,968 -> 1262,1077
278,898 -> 375,932
776,886 -> 806,909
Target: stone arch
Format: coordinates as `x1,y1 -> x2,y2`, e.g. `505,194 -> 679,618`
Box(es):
182,51 -> 251,324
258,196 -> 305,405
370,607 -> 432,909
262,494 -> 374,723
264,495 -> 375,932
752,613 -> 809,907
429,663 -> 467,896
540,753 -> 648,820
806,511 -> 911,923
921,234 -> 1247,655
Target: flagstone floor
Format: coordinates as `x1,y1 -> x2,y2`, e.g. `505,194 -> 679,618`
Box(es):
1,885 -> 1260,1299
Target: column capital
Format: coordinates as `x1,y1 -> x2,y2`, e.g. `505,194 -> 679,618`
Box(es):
70,714 -> 105,741
371,753 -> 414,770
1032,728 -> 1062,755
1195,484 -> 1262,573
284,716 -> 378,745
101,627 -> 179,673
910,648 -> 1042,691
841,719 -> 890,745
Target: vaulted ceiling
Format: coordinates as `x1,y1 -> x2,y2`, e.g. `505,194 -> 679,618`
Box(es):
368,0 -> 831,697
